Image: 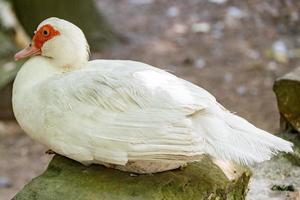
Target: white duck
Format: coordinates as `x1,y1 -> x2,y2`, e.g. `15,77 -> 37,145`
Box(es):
13,17 -> 293,174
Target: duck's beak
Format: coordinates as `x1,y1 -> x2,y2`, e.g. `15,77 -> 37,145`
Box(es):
14,44 -> 41,61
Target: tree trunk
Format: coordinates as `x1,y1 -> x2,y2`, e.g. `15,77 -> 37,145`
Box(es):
273,67 -> 300,133
11,0 -> 120,51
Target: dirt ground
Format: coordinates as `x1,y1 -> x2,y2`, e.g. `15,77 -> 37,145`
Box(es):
1,0 -> 300,199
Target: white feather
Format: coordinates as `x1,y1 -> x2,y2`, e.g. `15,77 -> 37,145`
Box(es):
12,18 -> 293,172
13,57 -> 293,167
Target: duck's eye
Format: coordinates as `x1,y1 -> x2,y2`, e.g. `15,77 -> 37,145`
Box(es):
43,29 -> 49,36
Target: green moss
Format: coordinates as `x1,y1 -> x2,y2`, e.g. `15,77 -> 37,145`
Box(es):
274,79 -> 300,132
279,133 -> 300,166
13,155 -> 250,200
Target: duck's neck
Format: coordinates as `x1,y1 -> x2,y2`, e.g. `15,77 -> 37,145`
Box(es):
14,56 -> 64,91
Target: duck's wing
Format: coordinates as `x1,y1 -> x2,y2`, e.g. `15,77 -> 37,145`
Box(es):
37,61 -> 293,166
36,64 -> 214,165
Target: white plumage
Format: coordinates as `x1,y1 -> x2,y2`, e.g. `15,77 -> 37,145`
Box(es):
13,18 -> 293,173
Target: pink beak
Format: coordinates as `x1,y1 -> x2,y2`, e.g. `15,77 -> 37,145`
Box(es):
14,44 -> 41,61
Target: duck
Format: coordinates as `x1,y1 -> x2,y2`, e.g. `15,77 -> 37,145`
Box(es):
13,17 -> 293,174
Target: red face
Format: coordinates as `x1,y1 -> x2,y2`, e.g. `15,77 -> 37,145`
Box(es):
32,24 -> 60,49
14,24 -> 60,61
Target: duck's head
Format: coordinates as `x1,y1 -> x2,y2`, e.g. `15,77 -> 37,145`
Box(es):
15,17 -> 90,68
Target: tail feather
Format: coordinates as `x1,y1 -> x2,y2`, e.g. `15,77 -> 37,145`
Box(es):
192,105 -> 293,165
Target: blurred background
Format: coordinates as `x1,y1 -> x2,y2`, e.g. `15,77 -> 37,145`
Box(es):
0,0 -> 300,199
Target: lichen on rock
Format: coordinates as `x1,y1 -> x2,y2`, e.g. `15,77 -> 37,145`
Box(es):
12,155 -> 250,200
273,67 -> 300,133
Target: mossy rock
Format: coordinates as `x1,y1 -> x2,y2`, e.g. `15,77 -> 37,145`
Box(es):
279,132 -> 300,166
273,67 -> 300,133
13,155 -> 250,200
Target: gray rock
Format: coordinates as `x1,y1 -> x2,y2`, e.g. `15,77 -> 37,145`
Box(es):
0,176 -> 12,188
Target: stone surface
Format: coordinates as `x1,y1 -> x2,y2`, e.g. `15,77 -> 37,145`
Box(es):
0,176 -> 12,188
280,133 -> 300,166
273,67 -> 300,165
12,155 -> 250,200
273,67 -> 300,133
247,156 -> 300,200
247,131 -> 300,200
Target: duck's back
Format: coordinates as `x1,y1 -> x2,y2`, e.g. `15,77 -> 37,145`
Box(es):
13,58 -> 293,173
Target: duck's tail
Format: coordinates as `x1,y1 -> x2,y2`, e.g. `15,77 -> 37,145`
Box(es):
192,105 -> 293,165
